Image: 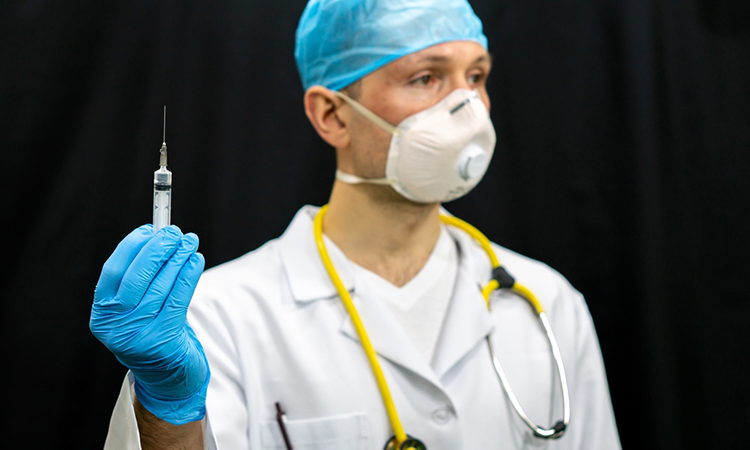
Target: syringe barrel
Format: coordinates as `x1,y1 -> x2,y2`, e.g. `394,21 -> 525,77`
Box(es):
153,167 -> 172,232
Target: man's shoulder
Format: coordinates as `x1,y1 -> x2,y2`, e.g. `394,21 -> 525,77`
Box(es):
195,238 -> 285,300
493,244 -> 571,285
490,242 -> 585,311
446,221 -> 583,308
189,205 -> 324,317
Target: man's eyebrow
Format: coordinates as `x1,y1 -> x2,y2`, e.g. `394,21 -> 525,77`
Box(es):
413,54 -> 451,63
412,52 -> 494,65
474,53 -> 493,65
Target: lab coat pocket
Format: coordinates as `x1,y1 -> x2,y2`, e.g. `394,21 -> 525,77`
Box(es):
260,412 -> 370,450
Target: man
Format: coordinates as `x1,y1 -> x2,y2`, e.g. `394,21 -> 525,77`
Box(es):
91,0 -> 621,449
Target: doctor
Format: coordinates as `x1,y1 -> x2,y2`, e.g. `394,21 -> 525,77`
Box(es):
90,0 -> 621,449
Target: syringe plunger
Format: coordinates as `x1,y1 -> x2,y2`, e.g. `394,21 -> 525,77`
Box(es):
153,165 -> 172,232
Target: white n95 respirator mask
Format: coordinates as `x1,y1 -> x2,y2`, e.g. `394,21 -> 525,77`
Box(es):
333,88 -> 496,204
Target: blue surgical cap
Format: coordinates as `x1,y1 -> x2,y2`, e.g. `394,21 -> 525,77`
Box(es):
294,0 -> 488,91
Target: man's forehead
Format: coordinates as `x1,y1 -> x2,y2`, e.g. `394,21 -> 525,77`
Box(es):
387,42 -> 491,72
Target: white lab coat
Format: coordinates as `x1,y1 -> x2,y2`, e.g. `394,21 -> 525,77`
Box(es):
105,205 -> 621,449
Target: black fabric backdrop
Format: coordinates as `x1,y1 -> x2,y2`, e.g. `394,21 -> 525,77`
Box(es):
1,0 -> 748,448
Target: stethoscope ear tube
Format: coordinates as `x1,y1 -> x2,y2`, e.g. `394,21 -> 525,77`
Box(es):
486,309 -> 570,439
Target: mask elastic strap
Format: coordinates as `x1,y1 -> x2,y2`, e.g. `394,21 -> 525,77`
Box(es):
336,169 -> 394,186
332,91 -> 402,136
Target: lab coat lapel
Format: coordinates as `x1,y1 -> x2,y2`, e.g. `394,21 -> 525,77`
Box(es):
431,228 -> 496,380
278,206 -> 354,302
339,289 -> 447,394
338,226 -> 496,396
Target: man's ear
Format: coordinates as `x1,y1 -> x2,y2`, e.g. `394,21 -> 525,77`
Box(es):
304,86 -> 351,149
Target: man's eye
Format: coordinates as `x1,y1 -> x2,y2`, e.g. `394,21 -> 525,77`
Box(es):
413,75 -> 432,85
468,73 -> 482,84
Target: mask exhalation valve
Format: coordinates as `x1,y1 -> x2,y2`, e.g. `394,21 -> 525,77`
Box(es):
458,144 -> 489,181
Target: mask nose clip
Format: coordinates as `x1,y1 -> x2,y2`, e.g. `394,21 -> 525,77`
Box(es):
458,144 -> 489,180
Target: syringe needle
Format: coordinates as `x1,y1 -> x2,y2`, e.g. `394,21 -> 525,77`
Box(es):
160,106 -> 168,167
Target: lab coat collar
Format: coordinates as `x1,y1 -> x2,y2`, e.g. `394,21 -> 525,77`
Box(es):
278,205 -> 490,303
278,205 -> 355,302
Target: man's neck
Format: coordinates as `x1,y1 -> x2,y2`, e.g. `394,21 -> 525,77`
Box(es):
324,180 -> 442,287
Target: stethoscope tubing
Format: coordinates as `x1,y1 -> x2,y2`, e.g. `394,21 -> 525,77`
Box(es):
313,206 -> 570,448
486,309 -> 570,439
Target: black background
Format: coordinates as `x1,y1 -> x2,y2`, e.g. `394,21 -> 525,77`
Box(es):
1,0 -> 748,448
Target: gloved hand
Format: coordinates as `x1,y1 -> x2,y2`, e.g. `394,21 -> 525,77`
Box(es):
90,224 -> 210,425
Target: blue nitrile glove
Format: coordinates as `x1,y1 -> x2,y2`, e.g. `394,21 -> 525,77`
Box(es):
90,224 -> 210,425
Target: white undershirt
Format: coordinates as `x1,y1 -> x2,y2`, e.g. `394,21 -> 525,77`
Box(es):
351,226 -> 459,364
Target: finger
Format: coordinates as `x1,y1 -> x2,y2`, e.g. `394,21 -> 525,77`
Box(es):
163,251 -> 205,319
115,225 -> 184,311
132,233 -> 200,321
94,225 -> 154,303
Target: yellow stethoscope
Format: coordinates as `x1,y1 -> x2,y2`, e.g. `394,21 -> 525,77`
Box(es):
313,205 -> 570,450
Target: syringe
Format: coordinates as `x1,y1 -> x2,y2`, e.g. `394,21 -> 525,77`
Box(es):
153,106 -> 172,232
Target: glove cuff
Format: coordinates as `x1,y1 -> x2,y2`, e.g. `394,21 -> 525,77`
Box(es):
134,359 -> 211,426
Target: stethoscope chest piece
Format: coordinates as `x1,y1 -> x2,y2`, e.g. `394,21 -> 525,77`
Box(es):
384,435 -> 426,450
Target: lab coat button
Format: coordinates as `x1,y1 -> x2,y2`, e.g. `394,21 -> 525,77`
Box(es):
431,407 -> 451,425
